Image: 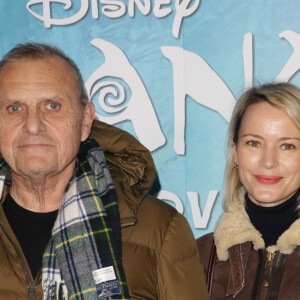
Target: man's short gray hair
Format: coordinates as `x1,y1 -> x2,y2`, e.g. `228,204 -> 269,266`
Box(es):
0,42 -> 88,108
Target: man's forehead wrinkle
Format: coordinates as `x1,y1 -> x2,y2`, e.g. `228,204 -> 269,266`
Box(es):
0,78 -> 77,102
0,58 -> 80,105
3,83 -> 79,99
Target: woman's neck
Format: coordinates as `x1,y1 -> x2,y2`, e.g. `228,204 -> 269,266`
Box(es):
245,190 -> 300,247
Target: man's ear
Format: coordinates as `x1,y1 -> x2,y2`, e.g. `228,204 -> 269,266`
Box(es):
81,102 -> 95,142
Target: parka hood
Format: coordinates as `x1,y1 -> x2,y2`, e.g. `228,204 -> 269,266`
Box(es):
90,120 -> 157,225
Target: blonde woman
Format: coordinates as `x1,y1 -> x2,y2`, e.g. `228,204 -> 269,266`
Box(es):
197,83 -> 300,299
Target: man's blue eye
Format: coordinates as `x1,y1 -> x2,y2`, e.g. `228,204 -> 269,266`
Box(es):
46,102 -> 60,110
8,105 -> 21,112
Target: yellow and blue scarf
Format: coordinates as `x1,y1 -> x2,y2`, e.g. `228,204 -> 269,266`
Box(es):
42,138 -> 129,299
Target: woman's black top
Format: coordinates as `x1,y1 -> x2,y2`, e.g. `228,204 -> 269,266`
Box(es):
245,189 -> 299,247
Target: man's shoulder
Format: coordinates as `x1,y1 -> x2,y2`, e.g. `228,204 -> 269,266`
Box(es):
122,194 -> 198,265
122,194 -> 189,246
121,195 -> 207,300
137,194 -> 179,225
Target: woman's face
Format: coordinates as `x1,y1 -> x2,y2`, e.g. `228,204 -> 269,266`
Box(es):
232,102 -> 300,207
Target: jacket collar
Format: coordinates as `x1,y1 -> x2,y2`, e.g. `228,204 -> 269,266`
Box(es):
215,190 -> 300,261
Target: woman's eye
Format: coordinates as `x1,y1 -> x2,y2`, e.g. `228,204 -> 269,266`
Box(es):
282,143 -> 295,150
246,140 -> 260,147
45,102 -> 60,111
7,105 -> 22,113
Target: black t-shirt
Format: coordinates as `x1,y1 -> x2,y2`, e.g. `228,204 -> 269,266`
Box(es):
3,194 -> 58,279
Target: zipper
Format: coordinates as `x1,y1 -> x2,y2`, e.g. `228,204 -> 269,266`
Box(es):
260,252 -> 275,300
266,252 -> 275,270
252,250 -> 288,300
28,282 -> 36,300
0,220 -> 37,299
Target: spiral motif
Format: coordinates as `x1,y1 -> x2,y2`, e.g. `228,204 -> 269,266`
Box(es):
89,78 -> 131,114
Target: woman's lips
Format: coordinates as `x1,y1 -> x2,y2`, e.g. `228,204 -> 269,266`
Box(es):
255,175 -> 283,184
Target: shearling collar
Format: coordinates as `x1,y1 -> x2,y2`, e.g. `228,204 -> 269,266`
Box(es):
214,192 -> 300,261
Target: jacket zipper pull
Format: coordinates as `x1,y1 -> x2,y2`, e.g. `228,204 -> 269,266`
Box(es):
28,282 -> 36,300
266,252 -> 275,270
260,251 -> 275,300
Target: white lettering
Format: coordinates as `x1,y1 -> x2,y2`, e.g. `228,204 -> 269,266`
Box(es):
173,0 -> 201,38
92,0 -> 99,19
26,0 -> 89,28
158,190 -> 218,228
276,30 -> 300,82
157,190 -> 184,213
128,0 -> 151,17
187,191 -> 218,229
243,32 -> 254,90
101,0 -> 126,18
161,46 -> 236,155
85,38 -> 166,151
26,0 -> 201,38
153,0 -> 172,18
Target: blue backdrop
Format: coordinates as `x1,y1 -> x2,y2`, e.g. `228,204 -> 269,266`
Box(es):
2,1 -> 300,237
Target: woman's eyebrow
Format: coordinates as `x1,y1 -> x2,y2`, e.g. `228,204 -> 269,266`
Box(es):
240,133 -> 262,139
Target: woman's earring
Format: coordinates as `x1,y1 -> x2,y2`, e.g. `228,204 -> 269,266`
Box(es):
234,161 -> 238,168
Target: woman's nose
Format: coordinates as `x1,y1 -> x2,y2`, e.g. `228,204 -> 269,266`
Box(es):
259,146 -> 278,169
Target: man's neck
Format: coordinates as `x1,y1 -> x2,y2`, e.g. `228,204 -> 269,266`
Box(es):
9,168 -> 74,213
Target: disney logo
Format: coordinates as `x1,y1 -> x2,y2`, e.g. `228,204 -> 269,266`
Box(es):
26,0 -> 201,39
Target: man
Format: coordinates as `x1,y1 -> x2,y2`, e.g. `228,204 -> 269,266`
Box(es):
0,43 -> 209,299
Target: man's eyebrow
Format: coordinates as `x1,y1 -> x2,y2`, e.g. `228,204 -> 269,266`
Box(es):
0,99 -> 22,105
0,95 -> 66,105
42,95 -> 74,104
41,96 -> 65,101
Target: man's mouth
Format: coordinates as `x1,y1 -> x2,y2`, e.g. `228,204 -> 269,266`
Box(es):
18,143 -> 53,148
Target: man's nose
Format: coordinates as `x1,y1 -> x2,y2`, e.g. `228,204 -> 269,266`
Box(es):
23,108 -> 46,134
259,146 -> 278,169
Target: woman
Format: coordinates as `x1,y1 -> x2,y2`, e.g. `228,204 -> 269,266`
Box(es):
197,82 -> 300,299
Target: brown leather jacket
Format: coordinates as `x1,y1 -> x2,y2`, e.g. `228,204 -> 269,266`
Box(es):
197,196 -> 300,300
0,120 -> 209,300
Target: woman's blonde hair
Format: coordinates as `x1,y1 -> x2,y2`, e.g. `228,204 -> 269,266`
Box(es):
223,82 -> 300,210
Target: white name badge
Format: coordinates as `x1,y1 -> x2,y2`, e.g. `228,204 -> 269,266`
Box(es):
92,266 -> 117,285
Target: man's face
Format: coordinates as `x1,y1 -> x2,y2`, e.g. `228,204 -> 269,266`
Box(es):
0,56 -> 94,179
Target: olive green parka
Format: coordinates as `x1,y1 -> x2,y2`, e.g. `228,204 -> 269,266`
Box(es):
0,120 -> 209,299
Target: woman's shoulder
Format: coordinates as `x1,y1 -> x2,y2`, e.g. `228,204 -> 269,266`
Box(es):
197,232 -> 214,248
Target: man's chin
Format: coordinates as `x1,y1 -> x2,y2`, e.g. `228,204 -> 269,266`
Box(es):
15,160 -> 58,178
16,168 -> 55,179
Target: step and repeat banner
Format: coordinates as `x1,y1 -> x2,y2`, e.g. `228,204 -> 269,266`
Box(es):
2,1 -> 300,237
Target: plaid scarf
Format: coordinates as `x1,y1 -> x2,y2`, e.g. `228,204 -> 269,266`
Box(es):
40,137 -> 129,299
